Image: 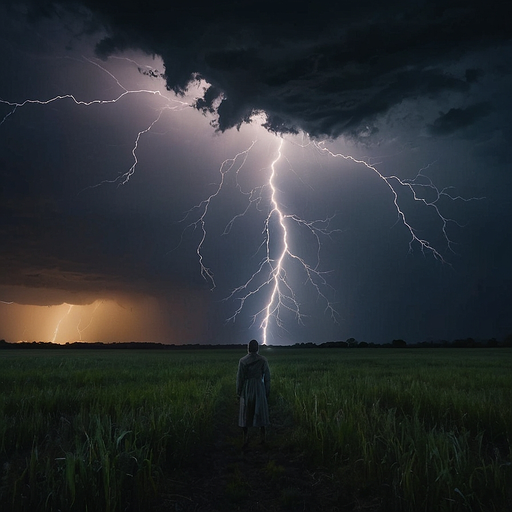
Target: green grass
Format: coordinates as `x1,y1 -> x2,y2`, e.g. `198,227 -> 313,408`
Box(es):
0,350 -> 233,511
271,348 -> 512,511
1,348 -> 511,511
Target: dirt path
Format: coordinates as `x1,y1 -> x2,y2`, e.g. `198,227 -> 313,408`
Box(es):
155,389 -> 370,512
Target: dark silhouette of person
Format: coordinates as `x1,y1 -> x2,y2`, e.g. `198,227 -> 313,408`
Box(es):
236,339 -> 270,447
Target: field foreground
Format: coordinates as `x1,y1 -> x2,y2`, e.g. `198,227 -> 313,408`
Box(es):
0,348 -> 511,511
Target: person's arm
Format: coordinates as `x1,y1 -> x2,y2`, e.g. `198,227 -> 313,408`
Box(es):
263,360 -> 270,399
236,360 -> 243,398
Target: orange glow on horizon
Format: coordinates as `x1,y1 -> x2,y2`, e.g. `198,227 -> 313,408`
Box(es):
0,294 -> 208,344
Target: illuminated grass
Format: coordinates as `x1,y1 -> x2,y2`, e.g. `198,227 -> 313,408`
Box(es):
0,348 -> 511,511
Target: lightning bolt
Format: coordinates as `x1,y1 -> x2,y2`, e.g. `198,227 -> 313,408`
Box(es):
76,301 -> 102,341
312,142 -> 483,261
178,141 -> 258,288
1,56 -> 190,191
257,139 -> 341,344
185,134 -> 482,345
77,58 -> 190,189
51,304 -> 74,343
1,83 -> 163,125
183,137 -> 342,344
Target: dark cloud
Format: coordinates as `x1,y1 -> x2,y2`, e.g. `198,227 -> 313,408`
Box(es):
465,68 -> 483,84
428,102 -> 492,136
10,0 -> 511,138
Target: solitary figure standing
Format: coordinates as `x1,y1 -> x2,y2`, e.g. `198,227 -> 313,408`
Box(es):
236,339 -> 270,447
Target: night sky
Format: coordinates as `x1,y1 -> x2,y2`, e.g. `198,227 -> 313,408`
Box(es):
1,0 -> 511,345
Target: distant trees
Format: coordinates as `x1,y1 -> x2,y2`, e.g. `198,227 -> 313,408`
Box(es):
319,340 -> 349,349
296,335 -> 512,349
1,334 -> 512,349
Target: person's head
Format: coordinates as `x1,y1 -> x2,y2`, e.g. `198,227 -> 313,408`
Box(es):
248,339 -> 259,353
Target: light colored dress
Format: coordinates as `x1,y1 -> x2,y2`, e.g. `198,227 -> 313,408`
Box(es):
236,352 -> 270,427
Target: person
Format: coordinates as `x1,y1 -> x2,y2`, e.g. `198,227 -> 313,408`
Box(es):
236,339 -> 270,447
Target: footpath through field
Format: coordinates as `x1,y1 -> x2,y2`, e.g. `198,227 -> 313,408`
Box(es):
154,381 -> 361,512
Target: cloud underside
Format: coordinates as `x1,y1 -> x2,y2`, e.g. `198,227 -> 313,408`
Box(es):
428,102 -> 492,135
23,0 -> 509,139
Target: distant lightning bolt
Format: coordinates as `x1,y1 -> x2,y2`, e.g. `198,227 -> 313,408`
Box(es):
51,304 -> 74,343
76,301 -> 102,341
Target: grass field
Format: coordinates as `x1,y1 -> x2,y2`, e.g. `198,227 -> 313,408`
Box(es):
0,348 -> 511,511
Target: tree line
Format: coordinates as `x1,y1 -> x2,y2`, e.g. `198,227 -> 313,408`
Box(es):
1,335 -> 511,350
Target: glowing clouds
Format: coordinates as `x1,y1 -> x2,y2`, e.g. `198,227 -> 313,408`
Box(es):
0,293 -> 210,344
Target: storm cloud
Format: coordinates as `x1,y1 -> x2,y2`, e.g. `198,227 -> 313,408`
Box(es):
12,0 -> 512,138
428,102 -> 492,136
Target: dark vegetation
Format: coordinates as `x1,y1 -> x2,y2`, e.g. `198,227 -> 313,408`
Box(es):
1,334 -> 511,350
1,348 -> 511,511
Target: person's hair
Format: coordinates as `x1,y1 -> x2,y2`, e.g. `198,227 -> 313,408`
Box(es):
248,339 -> 259,353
